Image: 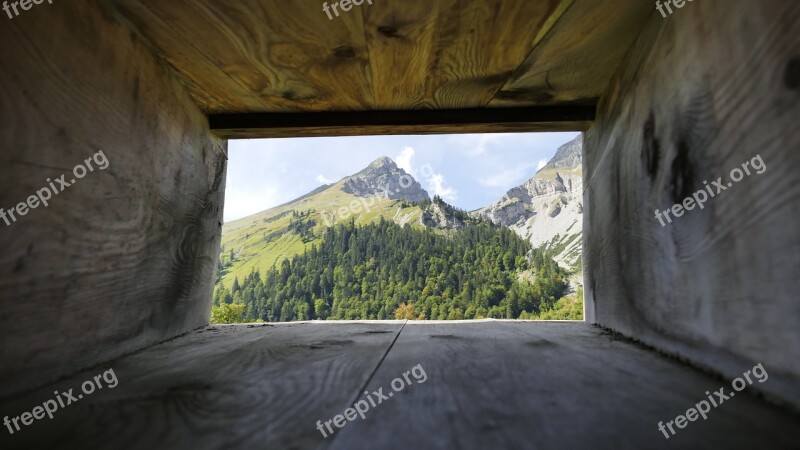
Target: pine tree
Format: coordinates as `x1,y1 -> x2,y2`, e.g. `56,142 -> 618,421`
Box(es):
214,219 -> 568,323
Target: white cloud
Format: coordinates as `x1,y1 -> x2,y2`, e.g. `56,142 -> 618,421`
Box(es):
448,134 -> 503,157
395,145 -> 457,202
396,146 -> 415,174
429,172 -> 458,202
537,159 -> 548,171
315,174 -> 337,184
479,163 -> 536,188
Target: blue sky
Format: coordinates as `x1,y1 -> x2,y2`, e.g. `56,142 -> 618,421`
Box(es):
224,132 -> 580,222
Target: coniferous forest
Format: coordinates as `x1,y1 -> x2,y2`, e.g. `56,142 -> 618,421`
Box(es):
212,217 -> 569,323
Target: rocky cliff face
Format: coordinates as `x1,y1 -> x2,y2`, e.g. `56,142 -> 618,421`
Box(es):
476,135 -> 583,270
420,200 -> 466,230
342,156 -> 430,203
335,157 -> 473,231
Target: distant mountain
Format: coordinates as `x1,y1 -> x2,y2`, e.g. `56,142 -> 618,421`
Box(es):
218,218 -> 569,323
214,153 -> 580,324
341,156 -> 429,202
475,135 -> 583,272
218,157 -> 470,286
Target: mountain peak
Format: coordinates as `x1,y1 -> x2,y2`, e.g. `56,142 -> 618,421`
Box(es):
541,135 -> 582,171
343,157 -> 429,203
475,135 -> 584,269
368,156 -> 397,170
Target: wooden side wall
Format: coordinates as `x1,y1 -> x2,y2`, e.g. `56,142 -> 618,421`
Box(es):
584,0 -> 800,407
0,1 -> 226,397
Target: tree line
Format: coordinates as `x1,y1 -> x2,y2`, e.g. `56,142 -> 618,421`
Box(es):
212,217 -> 569,323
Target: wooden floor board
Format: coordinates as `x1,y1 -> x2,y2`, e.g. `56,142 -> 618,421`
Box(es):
327,321 -> 800,450
1,322 -> 797,450
0,322 -> 404,450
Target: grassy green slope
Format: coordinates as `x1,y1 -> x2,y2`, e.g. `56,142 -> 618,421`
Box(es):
218,181 -> 425,287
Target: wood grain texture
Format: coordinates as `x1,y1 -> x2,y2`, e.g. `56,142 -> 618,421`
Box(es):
363,0 -> 563,108
110,0 -> 375,113
583,0 -> 800,409
107,0 -> 649,117
2,322 -> 797,449
0,0 -> 226,398
490,0 -> 652,107
361,0 -> 455,109
109,0 -> 269,113
330,322 -> 800,450
0,322 -> 404,449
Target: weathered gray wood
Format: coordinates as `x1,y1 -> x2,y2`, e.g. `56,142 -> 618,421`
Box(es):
329,322 -> 800,450
583,0 -> 800,409
0,322 -> 404,449
2,322 -> 796,449
0,0 -> 226,398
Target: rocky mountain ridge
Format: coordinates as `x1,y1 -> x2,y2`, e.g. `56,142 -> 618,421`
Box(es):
220,137 -> 584,289
219,157 -> 469,285
475,135 -> 583,271
341,156 -> 429,203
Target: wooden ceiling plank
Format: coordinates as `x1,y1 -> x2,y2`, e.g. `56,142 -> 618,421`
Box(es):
109,0 -> 268,112
428,0 -> 564,108
363,0 -> 566,110
362,0 -> 455,109
490,0 -> 653,107
109,0 -> 652,114
116,0 -> 374,113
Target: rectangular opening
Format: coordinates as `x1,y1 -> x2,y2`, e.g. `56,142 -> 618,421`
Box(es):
212,132 -> 585,324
